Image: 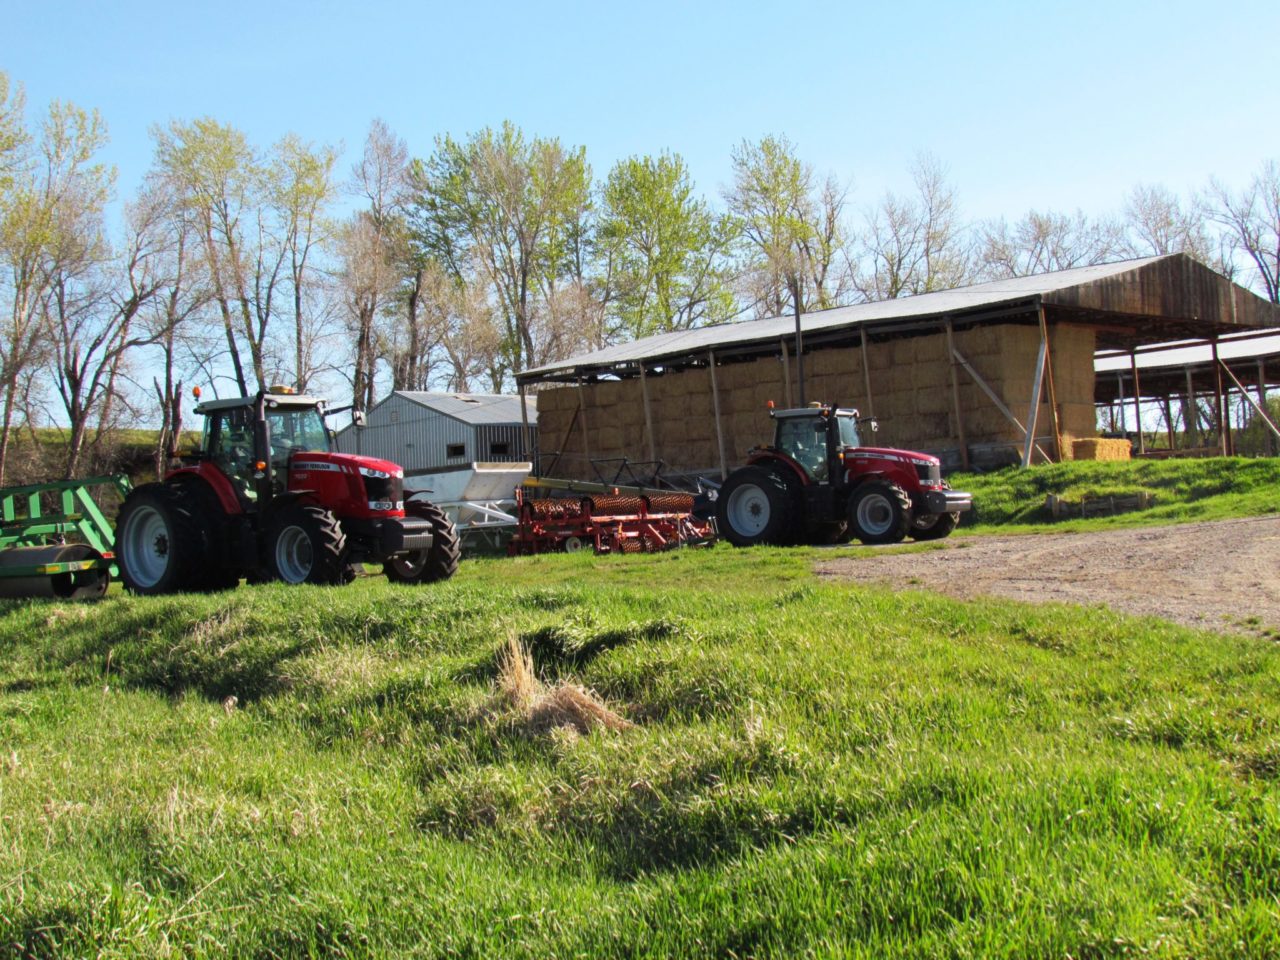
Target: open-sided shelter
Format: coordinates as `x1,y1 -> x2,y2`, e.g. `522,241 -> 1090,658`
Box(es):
515,255 -> 1280,479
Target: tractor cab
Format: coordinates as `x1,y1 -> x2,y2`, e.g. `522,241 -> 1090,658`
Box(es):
769,405 -> 866,484
196,391 -> 332,502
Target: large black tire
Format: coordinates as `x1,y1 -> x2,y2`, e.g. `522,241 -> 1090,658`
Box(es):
171,481 -> 241,591
384,499 -> 461,584
715,466 -> 797,547
910,510 -> 960,541
116,484 -> 208,595
266,504 -> 351,585
847,480 -> 912,545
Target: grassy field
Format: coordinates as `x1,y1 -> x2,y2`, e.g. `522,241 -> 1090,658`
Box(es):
954,456 -> 1280,532
2,526 -> 1279,957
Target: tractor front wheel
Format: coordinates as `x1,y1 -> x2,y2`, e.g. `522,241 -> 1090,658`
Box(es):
715,466 -> 797,547
910,510 -> 960,541
267,505 -> 351,585
116,484 -> 206,595
848,481 -> 911,545
384,500 -> 461,584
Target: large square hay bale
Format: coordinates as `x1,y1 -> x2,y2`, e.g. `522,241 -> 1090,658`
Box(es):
1072,437 -> 1131,461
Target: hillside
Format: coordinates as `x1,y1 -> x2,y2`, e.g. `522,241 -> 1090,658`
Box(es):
3,540 -> 1279,957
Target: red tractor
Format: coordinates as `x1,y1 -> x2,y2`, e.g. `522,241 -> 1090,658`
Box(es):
715,403 -> 972,547
115,388 -> 460,594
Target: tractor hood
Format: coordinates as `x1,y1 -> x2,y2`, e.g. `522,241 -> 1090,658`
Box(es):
844,446 -> 939,468
292,451 -> 404,479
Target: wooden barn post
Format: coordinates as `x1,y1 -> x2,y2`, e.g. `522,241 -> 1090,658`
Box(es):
943,318 -> 969,471
1211,338 -> 1229,455
859,327 -> 875,418
708,349 -> 728,479
1038,305 -> 1063,461
780,339 -> 794,408
576,380 -> 591,470
639,362 -> 657,465
1184,366 -> 1198,449
518,384 -> 533,472
1129,352 -> 1145,455
1022,332 -> 1048,467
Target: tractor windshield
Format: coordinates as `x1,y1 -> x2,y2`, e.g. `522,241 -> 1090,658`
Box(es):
836,414 -> 861,449
266,406 -> 330,463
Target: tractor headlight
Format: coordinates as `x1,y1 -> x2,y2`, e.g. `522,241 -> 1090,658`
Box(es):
359,467 -> 390,479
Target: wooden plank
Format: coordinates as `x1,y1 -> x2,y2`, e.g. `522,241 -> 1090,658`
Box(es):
944,318 -> 969,471
708,350 -> 729,480
1022,335 -> 1047,467
953,347 -> 1051,463
1184,365 -> 1198,449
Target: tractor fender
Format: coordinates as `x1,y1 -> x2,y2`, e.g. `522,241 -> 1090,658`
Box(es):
745,451 -> 810,487
166,465 -> 244,515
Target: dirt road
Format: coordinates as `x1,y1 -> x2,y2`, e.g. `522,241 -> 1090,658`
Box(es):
816,515 -> 1280,636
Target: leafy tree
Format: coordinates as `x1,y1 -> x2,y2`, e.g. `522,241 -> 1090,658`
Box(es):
0,100 -> 112,484
599,152 -> 736,339
725,134 -> 848,319
411,122 -> 593,379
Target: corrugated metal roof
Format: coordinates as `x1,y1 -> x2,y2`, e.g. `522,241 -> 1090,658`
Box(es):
396,392 -> 533,425
518,256 -> 1171,382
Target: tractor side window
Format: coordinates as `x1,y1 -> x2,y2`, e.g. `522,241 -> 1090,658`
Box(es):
210,410 -> 257,501
777,418 -> 829,481
265,408 -> 330,492
837,416 -> 861,449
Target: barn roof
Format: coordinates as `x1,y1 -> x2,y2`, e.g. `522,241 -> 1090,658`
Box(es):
517,254 -> 1280,385
394,392 -> 532,425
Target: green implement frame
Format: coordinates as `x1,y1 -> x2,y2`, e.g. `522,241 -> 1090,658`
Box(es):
0,475 -> 131,579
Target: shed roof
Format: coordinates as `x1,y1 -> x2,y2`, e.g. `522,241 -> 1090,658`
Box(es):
517,254 -> 1280,385
393,392 -> 533,425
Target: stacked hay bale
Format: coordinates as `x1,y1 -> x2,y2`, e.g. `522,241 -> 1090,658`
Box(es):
1071,438 -> 1131,461
534,320 -> 1104,479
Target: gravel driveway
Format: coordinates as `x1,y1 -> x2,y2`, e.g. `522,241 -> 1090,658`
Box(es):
815,515 -> 1280,636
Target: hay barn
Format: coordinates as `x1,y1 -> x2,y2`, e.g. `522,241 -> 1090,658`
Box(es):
515,255 -> 1280,479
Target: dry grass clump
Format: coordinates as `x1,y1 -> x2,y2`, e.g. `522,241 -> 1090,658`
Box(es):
496,636 -> 632,735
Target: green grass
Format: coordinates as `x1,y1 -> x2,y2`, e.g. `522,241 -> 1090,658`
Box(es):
2,544 -> 1279,958
954,456 -> 1280,533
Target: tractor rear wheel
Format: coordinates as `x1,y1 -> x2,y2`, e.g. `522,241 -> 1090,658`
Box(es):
848,480 -> 911,545
715,466 -> 797,547
116,484 -> 207,595
910,510 -> 960,541
384,500 -> 461,584
267,504 -> 351,585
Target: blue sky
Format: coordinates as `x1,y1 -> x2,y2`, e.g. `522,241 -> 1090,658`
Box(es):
6,0 -> 1280,226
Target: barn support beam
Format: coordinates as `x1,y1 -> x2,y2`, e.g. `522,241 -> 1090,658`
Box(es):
1212,339 -> 1229,455
953,347 -> 1051,463
1116,372 -> 1126,435
519,385 -> 533,473
1184,366 -> 1198,449
1221,360 -> 1280,445
576,380 -> 591,469
708,350 -> 728,480
860,327 -> 875,418
943,317 -> 969,471
780,338 -> 794,408
1038,306 -> 1062,462
1022,334 -> 1048,467
1258,358 -> 1273,456
639,363 -> 657,465
1130,352 -> 1145,455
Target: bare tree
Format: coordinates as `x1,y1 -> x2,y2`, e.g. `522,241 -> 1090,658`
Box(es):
1122,183 -> 1211,261
856,152 -> 971,301
978,209 -> 1121,279
1206,161 -> 1280,302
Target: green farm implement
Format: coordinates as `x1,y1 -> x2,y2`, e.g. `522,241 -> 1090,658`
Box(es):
0,475 -> 130,600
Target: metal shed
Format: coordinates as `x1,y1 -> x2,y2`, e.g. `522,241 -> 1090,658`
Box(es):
335,392 -> 537,475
